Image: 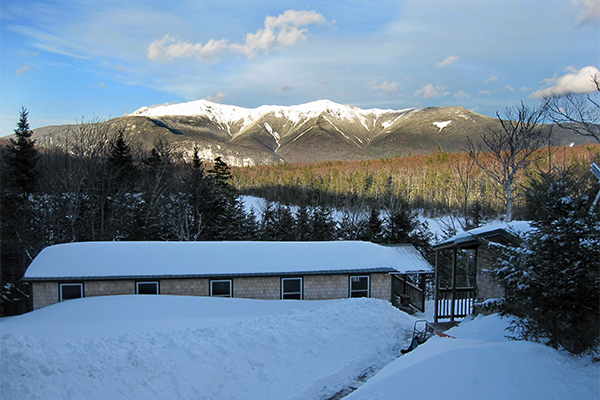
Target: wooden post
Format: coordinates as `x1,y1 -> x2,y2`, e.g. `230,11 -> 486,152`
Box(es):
419,273 -> 427,314
451,247 -> 457,322
434,250 -> 440,323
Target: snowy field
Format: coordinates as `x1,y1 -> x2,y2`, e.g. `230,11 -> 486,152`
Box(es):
2,296 -> 598,400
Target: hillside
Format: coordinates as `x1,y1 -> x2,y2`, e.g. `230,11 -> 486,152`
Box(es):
31,99 -> 591,166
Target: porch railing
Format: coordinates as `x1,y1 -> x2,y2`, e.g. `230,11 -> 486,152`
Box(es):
435,287 -> 475,321
393,274 -> 427,313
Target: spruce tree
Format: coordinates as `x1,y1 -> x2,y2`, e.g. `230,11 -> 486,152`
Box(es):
309,206 -> 337,241
107,128 -> 135,187
0,107 -> 40,315
361,207 -> 383,242
4,106 -> 39,194
209,156 -> 233,190
294,206 -> 312,240
494,168 -> 600,354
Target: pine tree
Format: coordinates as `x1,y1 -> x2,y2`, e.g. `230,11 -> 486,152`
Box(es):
260,203 -> 295,240
294,206 -> 312,240
361,207 -> 383,242
107,128 -> 135,187
209,156 -> 233,191
494,168 -> 600,354
0,107 -> 40,316
309,206 -> 337,241
4,106 -> 39,194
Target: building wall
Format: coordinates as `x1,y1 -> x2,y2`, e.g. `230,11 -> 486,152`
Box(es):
32,282 -> 58,310
304,274 -> 348,300
370,273 -> 392,301
160,278 -> 209,296
30,272 -> 397,310
85,280 -> 134,298
233,276 -> 280,299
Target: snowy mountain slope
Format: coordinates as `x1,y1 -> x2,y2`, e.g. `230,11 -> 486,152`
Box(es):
126,99 -> 495,164
33,99 -> 590,166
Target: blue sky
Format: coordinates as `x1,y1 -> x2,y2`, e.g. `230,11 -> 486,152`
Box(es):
1,0 -> 599,137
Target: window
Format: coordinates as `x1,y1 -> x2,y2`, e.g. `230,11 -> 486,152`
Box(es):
60,283 -> 83,302
281,277 -> 302,300
136,281 -> 159,295
350,275 -> 370,298
210,280 -> 232,297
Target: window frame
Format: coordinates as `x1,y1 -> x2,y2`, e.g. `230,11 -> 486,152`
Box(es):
281,277 -> 303,300
136,281 -> 159,295
349,275 -> 370,298
210,279 -> 232,298
59,282 -> 84,302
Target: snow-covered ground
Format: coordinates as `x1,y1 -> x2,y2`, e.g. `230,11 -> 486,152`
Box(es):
347,314 -> 599,400
2,296 -> 598,400
1,296 -> 414,400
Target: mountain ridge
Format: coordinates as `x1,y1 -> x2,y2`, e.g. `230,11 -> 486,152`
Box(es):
31,99 -> 590,166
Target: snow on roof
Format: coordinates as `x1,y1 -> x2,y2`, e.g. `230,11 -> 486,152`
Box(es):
24,241 -> 433,280
433,221 -> 533,249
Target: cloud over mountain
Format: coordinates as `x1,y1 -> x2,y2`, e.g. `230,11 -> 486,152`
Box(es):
147,9 -> 329,62
532,66 -> 600,98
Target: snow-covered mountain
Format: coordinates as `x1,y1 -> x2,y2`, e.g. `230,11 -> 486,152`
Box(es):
124,99 -> 500,166
33,99 -> 588,166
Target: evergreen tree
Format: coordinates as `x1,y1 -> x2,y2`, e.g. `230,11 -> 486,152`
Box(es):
4,106 -> 39,194
494,169 -> 600,354
107,128 -> 136,187
308,206 -> 337,241
294,206 -> 312,240
0,107 -> 40,315
360,207 -> 383,242
260,203 -> 295,240
382,199 -> 434,262
209,156 -> 233,191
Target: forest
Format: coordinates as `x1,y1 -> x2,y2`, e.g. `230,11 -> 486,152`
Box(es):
1,101 -> 599,320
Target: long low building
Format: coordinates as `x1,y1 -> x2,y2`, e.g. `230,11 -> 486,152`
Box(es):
23,241 -> 433,310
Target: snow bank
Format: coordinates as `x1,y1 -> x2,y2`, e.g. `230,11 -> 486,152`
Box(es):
1,296 -> 415,400
345,314 -> 600,400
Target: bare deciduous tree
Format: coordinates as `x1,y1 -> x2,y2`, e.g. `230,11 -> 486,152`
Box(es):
542,74 -> 600,142
466,102 -> 553,222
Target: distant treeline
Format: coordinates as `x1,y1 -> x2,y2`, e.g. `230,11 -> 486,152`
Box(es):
233,144 -> 600,220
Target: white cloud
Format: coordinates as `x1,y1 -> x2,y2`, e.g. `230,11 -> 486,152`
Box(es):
414,84 -> 449,99
147,34 -> 228,61
532,66 -> 600,98
572,0 -> 600,25
16,65 -> 32,76
453,90 -> 471,98
436,55 -> 459,67
205,92 -> 226,103
147,10 -> 328,62
484,75 -> 498,84
369,80 -> 400,96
